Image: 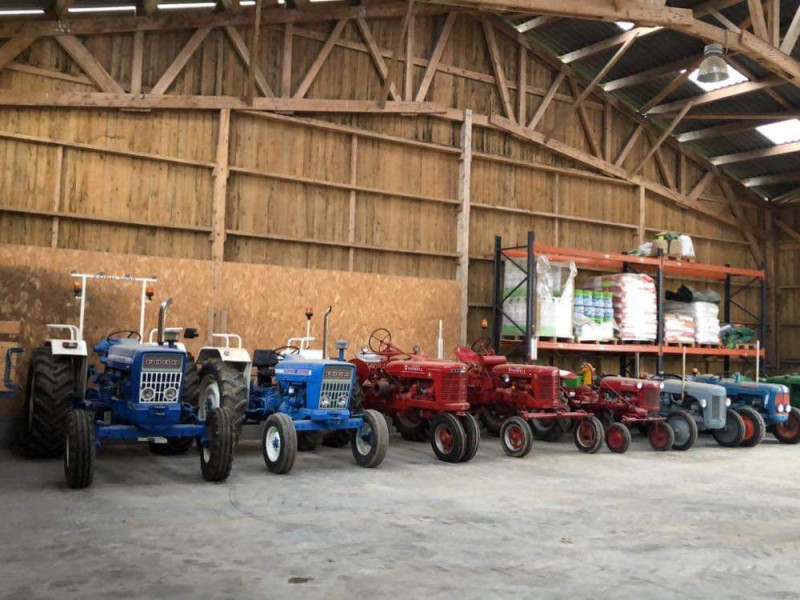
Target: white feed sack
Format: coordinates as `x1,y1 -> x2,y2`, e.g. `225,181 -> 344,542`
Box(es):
589,273 -> 658,342
664,300 -> 720,345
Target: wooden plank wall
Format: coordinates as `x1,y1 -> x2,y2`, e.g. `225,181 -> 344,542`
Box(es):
0,12 -> 769,379
777,205 -> 800,374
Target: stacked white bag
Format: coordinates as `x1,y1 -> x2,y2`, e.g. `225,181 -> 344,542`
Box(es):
664,313 -> 695,344
664,300 -> 720,345
589,274 -> 658,342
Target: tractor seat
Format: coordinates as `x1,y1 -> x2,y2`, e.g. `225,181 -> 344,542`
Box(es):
253,349 -> 280,369
483,355 -> 507,368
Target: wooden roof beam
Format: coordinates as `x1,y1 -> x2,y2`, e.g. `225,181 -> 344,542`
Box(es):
639,57 -> 700,115
602,54 -> 703,92
220,0 -> 243,12
514,15 -> 555,32
742,171 -> 800,187
55,35 -> 125,94
560,26 -> 658,64
746,0 -> 769,41
54,0 -> 76,17
647,76 -> 783,115
630,102 -> 693,176
676,119 -> 774,142
781,5 -> 800,55
142,0 -> 160,16
712,140 -> 800,166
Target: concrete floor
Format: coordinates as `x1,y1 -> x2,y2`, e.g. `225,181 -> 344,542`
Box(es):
1,428 -> 799,600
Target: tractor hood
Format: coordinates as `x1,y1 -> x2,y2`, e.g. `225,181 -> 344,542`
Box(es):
492,363 -> 559,378
383,359 -> 466,378
657,378 -> 727,398
600,376 -> 662,393
105,340 -> 184,372
690,375 -> 789,397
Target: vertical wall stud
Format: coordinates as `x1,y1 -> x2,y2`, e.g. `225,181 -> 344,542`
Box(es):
457,109 -> 473,345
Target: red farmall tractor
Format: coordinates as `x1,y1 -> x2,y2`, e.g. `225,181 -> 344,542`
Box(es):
562,366 -> 675,453
351,329 -> 480,463
454,345 -> 605,457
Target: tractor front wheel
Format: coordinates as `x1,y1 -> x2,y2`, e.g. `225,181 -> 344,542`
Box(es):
573,416 -> 604,454
774,407 -> 800,444
667,409 -> 698,451
737,406 -> 766,448
262,413 -> 297,475
459,414 -> 481,462
430,413 -> 466,463
500,416 -> 533,458
648,421 -> 675,452
352,409 -> 389,468
605,423 -> 631,454
64,409 -> 95,489
199,407 -> 235,482
712,409 -> 746,447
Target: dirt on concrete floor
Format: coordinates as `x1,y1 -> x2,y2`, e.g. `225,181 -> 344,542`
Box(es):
0,430 -> 799,600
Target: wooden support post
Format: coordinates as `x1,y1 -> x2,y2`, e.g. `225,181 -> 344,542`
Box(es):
348,134 -> 357,271
553,172 -> 560,246
766,212 -> 778,366
603,102 -> 612,162
293,19 -> 347,100
130,31 -> 143,95
482,18 -> 514,120
151,27 -> 211,95
245,0 -> 263,105
404,12 -> 415,102
517,43 -> 526,125
50,145 -> 64,249
528,71 -> 564,130
637,184 -> 646,244
282,23 -> 293,98
379,1 -> 413,109
457,109 -> 473,345
212,109 -> 231,302
415,12 -> 456,102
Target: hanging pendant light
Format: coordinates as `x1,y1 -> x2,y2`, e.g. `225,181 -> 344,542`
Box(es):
697,43 -> 729,83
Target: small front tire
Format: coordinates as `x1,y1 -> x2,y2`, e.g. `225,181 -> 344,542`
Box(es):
648,421 -> 675,452
352,409 -> 389,468
574,416 -> 604,454
667,409 -> 698,451
774,406 -> 800,444
430,413 -> 466,463
459,414 -> 481,462
737,406 -> 766,448
605,423 -> 631,454
200,407 -> 235,482
500,416 -> 533,458
712,409 -> 746,448
64,410 -> 95,489
262,413 -> 297,475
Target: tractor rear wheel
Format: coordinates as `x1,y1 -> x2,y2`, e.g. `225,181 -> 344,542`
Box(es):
530,418 -> 565,442
394,413 -> 429,442
500,416 -> 533,458
605,423 -> 631,454
667,409 -> 698,451
479,406 -> 508,437
64,409 -> 95,489
712,409 -> 746,448
430,413 -> 466,463
25,347 -> 78,458
648,421 -> 675,451
596,409 -> 616,430
198,358 -> 248,441
737,406 -> 766,448
573,416 -> 604,454
352,409 -> 389,468
149,356 -> 200,456
322,430 -> 353,448
773,407 -> 800,444
297,431 -> 324,452
459,414 -> 481,462
262,413 -> 297,475
199,407 -> 235,482
148,438 -> 194,456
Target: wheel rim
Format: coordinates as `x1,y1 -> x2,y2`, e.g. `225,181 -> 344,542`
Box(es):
434,424 -> 454,454
355,422 -> 373,455
577,421 -> 596,447
265,426 -> 281,462
504,423 -> 525,451
669,417 -> 690,446
606,427 -> 624,450
716,421 -> 740,443
740,414 -> 755,441
199,380 -> 221,421
776,412 -> 799,438
650,423 -> 668,447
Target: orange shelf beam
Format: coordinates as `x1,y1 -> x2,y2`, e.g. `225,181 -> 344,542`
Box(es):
529,340 -> 764,358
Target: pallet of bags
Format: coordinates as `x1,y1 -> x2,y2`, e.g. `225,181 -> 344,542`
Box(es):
664,300 -> 720,346
664,312 -> 696,345
589,273 -> 658,342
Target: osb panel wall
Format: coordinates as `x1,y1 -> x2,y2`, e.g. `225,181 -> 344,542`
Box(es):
0,245 -> 460,416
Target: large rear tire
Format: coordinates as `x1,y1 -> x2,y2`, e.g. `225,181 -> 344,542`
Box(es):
394,413 -> 429,442
712,409 -> 746,448
64,409 -> 95,489
430,413 -> 466,463
198,358 -> 248,440
530,418 -> 565,442
667,409 -> 698,451
774,406 -> 800,444
500,416 -> 533,458
352,409 -> 389,468
262,413 -> 297,474
25,347 -> 78,458
459,414 -> 481,462
737,406 -> 766,448
479,405 -> 508,437
199,407 -> 235,482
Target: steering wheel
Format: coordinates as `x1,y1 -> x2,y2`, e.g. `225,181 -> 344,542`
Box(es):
106,329 -> 141,342
368,328 -> 393,354
271,346 -> 300,360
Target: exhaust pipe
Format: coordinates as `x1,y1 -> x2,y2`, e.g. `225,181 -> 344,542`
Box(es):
157,298 -> 172,346
322,306 -> 332,359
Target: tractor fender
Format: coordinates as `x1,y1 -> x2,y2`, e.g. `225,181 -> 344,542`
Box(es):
197,347 -> 252,397
49,339 -> 88,358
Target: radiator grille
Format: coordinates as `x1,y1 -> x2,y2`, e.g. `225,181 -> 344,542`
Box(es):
532,374 -> 559,403
320,376 -> 352,409
139,370 -> 182,404
439,373 -> 467,403
711,394 -> 723,422
641,388 -> 661,412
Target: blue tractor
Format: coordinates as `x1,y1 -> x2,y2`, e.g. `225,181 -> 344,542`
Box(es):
23,273 -> 240,488
245,307 -> 389,474
689,373 -> 793,447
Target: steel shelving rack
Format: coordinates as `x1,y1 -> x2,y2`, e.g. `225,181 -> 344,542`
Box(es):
491,231 -> 767,375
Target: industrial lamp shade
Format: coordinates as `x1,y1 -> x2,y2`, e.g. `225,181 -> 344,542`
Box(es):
698,43 -> 729,83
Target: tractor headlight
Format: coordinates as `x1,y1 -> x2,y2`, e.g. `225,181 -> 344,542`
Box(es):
636,382 -> 643,390
659,383 -> 664,390
778,404 -> 785,413
726,398 -> 732,407
337,395 -> 348,409
164,387 -> 179,402
141,387 -> 155,402
320,396 -> 330,408
699,399 -> 707,409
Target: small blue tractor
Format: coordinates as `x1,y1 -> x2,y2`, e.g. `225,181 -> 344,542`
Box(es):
651,375 -> 742,449
690,373 -> 793,447
23,272 -> 240,488
245,307 -> 388,474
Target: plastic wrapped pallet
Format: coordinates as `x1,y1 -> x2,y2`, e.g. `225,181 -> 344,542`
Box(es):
664,300 -> 720,345
589,273 -> 658,342
664,312 -> 696,344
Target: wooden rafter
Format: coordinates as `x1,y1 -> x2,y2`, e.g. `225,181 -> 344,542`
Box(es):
630,103 -> 693,176
293,19 -> 347,100
142,0 -> 160,16
517,43 -> 526,124
602,54 -> 703,92
527,71 -> 564,130
415,12 -> 456,102
676,119 -> 773,143
379,0 -> 414,108
0,37 -> 37,73
130,31 -> 144,95
746,0 -> 769,41
220,0 -> 243,12
567,78 -> 602,157
712,141 -> 800,166
482,17 -> 514,119
515,16 -> 554,32
688,171 -> 714,201
404,12 -> 415,101
560,26 -> 657,64
639,57 -> 700,115
151,27 -> 211,95
55,35 -> 124,94
647,76 -> 783,115
645,129 -> 676,190
225,25 -> 274,98
614,124 -> 644,167
781,6 -> 800,55
355,18 -> 400,102
244,0 -> 263,105
742,171 -> 800,188
54,0 -> 75,17
726,55 -> 791,111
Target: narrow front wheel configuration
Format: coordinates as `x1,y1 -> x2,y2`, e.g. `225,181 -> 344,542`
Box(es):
262,413 -> 298,474
459,414 -> 481,462
712,409 -> 746,447
737,406 -> 766,448
200,407 -> 235,482
573,416 -> 604,454
648,421 -> 675,452
666,409 -> 698,451
64,409 -> 95,489
430,413 -> 466,463
774,407 -> 800,444
604,423 -> 631,454
530,418 -> 565,442
352,409 -> 389,468
500,416 -> 533,458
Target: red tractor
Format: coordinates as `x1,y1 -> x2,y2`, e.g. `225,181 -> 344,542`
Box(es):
562,367 -> 675,453
454,346 -> 605,457
351,329 -> 479,463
